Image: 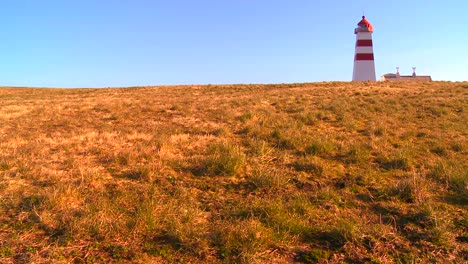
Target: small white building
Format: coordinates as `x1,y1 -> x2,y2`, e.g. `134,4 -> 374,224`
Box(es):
381,67 -> 432,81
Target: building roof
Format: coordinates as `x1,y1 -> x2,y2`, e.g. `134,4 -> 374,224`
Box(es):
357,16 -> 373,32
383,73 -> 397,78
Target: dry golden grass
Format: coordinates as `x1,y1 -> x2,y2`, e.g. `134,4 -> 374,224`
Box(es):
0,81 -> 467,263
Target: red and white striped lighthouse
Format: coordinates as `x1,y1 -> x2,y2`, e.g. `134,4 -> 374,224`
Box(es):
352,16 -> 376,81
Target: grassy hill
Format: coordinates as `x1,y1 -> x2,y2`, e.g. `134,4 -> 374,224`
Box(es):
0,82 -> 467,263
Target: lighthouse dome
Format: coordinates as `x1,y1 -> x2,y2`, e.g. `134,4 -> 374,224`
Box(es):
357,16 -> 373,32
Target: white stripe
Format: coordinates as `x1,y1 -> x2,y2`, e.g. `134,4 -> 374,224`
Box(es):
355,47 -> 374,53
356,32 -> 372,40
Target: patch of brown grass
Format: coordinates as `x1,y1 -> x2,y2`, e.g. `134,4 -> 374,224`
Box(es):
0,81 -> 467,263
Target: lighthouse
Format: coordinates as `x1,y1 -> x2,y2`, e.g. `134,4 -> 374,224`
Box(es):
352,16 -> 376,81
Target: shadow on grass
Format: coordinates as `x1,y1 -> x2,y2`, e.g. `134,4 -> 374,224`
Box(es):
370,204 -> 437,243
444,193 -> 468,206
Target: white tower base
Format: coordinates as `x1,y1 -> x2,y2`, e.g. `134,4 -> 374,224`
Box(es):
353,61 -> 376,81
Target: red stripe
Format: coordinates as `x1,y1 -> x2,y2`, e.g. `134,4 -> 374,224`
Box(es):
356,39 -> 373,46
355,53 -> 374,60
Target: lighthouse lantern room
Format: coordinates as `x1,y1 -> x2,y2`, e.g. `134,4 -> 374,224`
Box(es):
352,16 -> 376,81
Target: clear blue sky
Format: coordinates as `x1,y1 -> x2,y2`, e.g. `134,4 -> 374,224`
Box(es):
1,0 -> 467,87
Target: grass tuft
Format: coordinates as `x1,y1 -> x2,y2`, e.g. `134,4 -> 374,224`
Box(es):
197,141 -> 246,176
377,152 -> 411,171
391,174 -> 430,203
247,166 -> 288,190
296,248 -> 330,263
292,157 -> 324,176
211,219 -> 274,262
305,139 -> 335,157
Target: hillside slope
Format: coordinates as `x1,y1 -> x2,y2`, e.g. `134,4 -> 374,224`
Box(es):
0,82 -> 467,263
